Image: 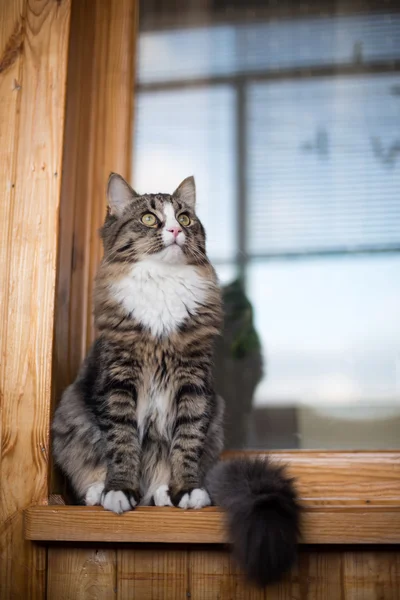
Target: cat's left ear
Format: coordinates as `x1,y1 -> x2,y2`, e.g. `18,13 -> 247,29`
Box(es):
173,176 -> 196,209
107,173 -> 139,217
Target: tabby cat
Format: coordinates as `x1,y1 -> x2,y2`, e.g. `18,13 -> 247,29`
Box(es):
52,174 -> 300,585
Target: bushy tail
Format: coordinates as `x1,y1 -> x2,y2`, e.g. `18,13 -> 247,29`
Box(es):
205,456 -> 300,586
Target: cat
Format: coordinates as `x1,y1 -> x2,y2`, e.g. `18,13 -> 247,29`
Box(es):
52,173 -> 300,585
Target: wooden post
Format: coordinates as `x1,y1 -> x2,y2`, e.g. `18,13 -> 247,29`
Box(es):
53,0 -> 137,403
0,0 -> 72,598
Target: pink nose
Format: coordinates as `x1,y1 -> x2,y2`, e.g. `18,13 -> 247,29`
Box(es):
167,227 -> 182,238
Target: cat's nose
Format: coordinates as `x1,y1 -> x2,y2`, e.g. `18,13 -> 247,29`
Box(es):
167,227 -> 182,238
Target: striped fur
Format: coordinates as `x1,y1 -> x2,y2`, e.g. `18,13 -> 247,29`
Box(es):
52,174 -> 224,511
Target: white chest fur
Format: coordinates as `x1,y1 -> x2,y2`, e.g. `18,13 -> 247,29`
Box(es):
112,258 -> 210,336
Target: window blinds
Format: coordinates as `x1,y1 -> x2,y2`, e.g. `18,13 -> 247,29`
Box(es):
246,75 -> 400,255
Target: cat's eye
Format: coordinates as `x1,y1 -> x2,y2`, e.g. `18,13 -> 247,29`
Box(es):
141,213 -> 158,227
178,213 -> 191,227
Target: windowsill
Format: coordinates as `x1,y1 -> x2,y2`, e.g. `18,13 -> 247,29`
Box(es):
24,503 -> 400,545
25,451 -> 400,545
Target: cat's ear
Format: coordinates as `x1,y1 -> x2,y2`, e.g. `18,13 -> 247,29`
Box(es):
107,173 -> 139,217
173,176 -> 196,209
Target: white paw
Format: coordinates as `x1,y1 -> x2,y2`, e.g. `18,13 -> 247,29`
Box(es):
101,490 -> 136,514
178,488 -> 211,509
178,493 -> 190,509
153,484 -> 173,507
188,488 -> 211,509
85,482 -> 105,506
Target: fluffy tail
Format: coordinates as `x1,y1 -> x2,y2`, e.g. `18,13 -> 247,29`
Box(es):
205,456 -> 300,586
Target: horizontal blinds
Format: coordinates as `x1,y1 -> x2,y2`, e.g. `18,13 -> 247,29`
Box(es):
246,75 -> 400,254
138,13 -> 400,84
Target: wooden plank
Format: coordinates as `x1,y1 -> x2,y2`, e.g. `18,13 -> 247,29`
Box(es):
117,547 -> 189,600
187,548 -> 354,600
190,550 -> 400,600
189,547 -> 266,600
223,451 -> 400,504
0,0 -> 24,483
295,550 -> 343,600
50,449 -> 400,507
24,505 -> 400,545
113,547 -> 400,600
342,551 -> 400,600
53,0 -> 137,384
84,0 -> 137,350
0,1 -> 71,598
47,547 -> 117,600
44,547 -> 400,600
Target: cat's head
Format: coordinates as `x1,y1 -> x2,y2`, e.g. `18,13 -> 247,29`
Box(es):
100,173 -> 207,266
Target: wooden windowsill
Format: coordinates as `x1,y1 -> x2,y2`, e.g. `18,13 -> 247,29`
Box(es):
26,452 -> 400,545
24,503 -> 400,545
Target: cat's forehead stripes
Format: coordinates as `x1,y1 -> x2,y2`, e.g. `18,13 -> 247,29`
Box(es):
139,195 -> 186,222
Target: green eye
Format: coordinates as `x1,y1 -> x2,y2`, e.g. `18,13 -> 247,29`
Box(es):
141,213 -> 157,227
178,213 -> 191,227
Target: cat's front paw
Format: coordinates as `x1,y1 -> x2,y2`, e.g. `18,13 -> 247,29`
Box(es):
170,487 -> 211,509
85,482 -> 105,506
101,488 -> 139,514
153,484 -> 173,507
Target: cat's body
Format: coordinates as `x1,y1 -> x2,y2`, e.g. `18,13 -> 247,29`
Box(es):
52,174 -> 299,584
53,175 -> 223,511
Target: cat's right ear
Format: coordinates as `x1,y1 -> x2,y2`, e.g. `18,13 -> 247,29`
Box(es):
107,173 -> 139,217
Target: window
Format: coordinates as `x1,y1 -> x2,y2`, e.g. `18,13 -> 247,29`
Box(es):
134,4 -> 400,449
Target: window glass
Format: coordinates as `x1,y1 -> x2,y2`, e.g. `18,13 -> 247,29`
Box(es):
134,2 -> 400,449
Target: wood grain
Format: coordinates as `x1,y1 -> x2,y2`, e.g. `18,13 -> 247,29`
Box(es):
51,450 -> 400,507
47,547 -> 117,600
44,547 -> 399,600
296,550 -> 343,600
342,550 -> 400,600
0,1 -> 71,598
53,0 -> 137,390
24,505 -> 400,545
189,547 -> 266,600
149,548 -> 399,600
223,451 -> 400,505
118,547 -> 189,599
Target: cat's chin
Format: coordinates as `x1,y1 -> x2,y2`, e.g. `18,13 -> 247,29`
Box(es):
151,244 -> 187,265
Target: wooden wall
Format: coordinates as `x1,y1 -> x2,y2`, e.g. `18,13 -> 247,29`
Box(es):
46,546 -> 400,600
0,1 -> 71,598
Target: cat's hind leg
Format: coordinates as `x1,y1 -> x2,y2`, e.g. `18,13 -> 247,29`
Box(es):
52,385 -> 107,505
